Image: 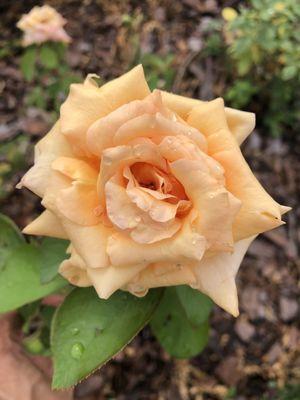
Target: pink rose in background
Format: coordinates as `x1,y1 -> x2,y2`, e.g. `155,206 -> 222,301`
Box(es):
17,5 -> 71,46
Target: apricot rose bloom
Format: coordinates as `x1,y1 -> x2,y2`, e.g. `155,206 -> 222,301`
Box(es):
19,66 -> 289,316
17,5 -> 71,46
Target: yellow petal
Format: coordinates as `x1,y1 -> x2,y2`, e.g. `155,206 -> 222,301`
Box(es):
192,236 -> 255,316
187,99 -> 285,240
59,249 -> 92,287
161,91 -> 255,145
22,210 -> 67,239
17,121 -> 73,197
87,263 -> 147,299
60,65 -> 150,155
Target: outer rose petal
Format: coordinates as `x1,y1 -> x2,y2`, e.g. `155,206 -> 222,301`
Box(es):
187,98 -> 285,241
87,263 -> 147,299
125,261 -> 197,295
17,121 -> 73,197
161,91 -> 255,145
52,157 -> 98,183
22,210 -> 67,239
192,236 -> 256,316
59,249 -> 91,287
60,65 -> 150,155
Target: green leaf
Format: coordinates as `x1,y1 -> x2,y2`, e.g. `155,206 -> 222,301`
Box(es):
175,285 -> 213,326
39,44 -> 59,69
0,213 -> 24,270
51,288 -> 163,389
40,238 -> 69,283
0,244 -> 67,314
20,46 -> 37,81
150,287 -> 210,359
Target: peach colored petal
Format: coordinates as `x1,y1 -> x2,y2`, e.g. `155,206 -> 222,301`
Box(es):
97,143 -> 167,205
126,261 -> 197,294
16,121 -> 73,197
114,112 -> 207,151
105,179 -> 181,243
126,187 -> 178,222
130,215 -> 181,244
107,213 -> 206,266
187,98 -> 286,240
60,65 -> 150,155
86,90 -> 165,156
59,222 -> 112,270
52,157 -> 98,183
192,236 -> 256,316
87,263 -> 147,299
56,182 -> 100,226
105,179 -> 142,230
170,159 -> 241,251
59,249 -> 91,287
22,210 -> 67,239
161,91 -> 255,145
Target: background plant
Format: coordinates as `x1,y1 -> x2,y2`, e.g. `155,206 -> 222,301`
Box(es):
20,41 -> 81,115
222,0 -> 300,137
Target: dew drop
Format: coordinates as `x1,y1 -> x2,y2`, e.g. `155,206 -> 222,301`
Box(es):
71,342 -> 85,360
71,327 -> 80,336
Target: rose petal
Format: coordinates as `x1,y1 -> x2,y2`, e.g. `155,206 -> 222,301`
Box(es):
87,263 -> 147,299
114,112 -> 207,151
86,90 -> 165,156
170,158 -> 241,251
187,98 -> 286,240
125,261 -> 197,294
161,91 -> 255,145
59,249 -> 91,287
16,121 -> 73,197
192,236 -> 256,316
56,181 -> 100,226
107,213 -> 206,266
22,210 -> 67,239
52,157 -> 98,183
60,65 -> 150,155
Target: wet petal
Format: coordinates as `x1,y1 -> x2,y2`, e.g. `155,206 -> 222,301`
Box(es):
107,213 -> 206,266
52,157 -> 98,183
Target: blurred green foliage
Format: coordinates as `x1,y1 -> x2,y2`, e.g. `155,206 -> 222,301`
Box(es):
0,135 -> 30,200
20,42 -> 81,114
223,0 -> 300,136
139,53 -> 175,91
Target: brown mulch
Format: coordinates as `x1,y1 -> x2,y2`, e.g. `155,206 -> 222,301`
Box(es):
0,1 -> 299,399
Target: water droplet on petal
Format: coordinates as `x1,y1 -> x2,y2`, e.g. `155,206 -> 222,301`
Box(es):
71,342 -> 85,360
